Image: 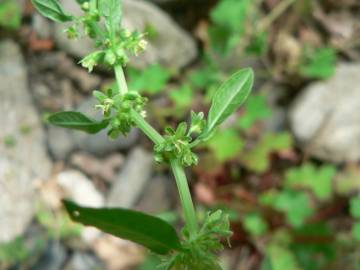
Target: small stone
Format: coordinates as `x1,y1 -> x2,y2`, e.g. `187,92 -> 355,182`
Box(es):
64,252 -> 103,270
31,241 -> 67,270
56,170 -> 104,207
135,175 -> 173,213
290,63 -> 360,163
70,152 -> 124,182
47,127 -> 75,160
107,147 -> 154,208
33,13 -> 53,39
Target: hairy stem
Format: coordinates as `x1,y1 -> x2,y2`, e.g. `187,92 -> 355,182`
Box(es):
114,65 -> 199,237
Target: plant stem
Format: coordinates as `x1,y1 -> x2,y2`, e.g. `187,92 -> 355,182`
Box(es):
115,65 -> 128,96
130,110 -> 164,145
114,65 -> 199,238
170,159 -> 199,237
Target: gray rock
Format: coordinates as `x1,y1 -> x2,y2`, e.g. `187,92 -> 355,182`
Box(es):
0,40 -> 52,243
31,242 -> 67,270
107,147 -> 154,208
290,63 -> 360,163
135,175 -> 173,214
47,127 -> 75,159
56,0 -> 197,70
33,13 -> 53,39
64,252 -> 103,270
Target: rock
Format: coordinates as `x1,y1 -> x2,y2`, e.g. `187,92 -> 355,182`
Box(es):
56,170 -> 105,207
74,97 -> 139,155
92,235 -> 144,270
56,0 -> 197,70
290,63 -> 360,163
33,14 -> 53,39
31,241 -> 67,270
47,127 -> 75,159
107,147 -> 154,208
0,40 -> 52,243
135,175 -> 173,213
70,152 -> 124,182
56,170 -> 105,243
64,252 -> 103,270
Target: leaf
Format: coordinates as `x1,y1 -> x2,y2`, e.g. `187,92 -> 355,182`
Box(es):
262,244 -> 301,270
241,132 -> 292,173
207,129 -> 244,161
350,196 -> 360,219
202,68 -> 254,140
238,94 -> 272,130
169,84 -> 194,108
352,222 -> 360,241
98,0 -> 122,34
300,47 -> 336,79
0,1 -> 22,30
31,0 -> 73,23
47,111 -> 108,134
243,212 -> 268,237
63,200 -> 182,254
285,163 -> 336,200
128,64 -> 171,95
273,190 -> 314,228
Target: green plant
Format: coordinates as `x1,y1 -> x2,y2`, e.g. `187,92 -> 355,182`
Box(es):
32,0 -> 254,268
0,0 -> 22,30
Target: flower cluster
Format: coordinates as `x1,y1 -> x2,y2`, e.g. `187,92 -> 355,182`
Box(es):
94,90 -> 147,138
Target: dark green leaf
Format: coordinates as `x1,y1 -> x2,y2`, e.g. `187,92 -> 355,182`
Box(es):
202,68 -> 254,140
63,200 -> 182,254
0,1 -> 22,30
32,0 -> 73,23
47,111 -> 108,134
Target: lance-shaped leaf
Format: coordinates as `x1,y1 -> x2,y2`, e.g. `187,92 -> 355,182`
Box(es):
47,111 -> 108,134
63,200 -> 182,255
200,68 -> 254,140
32,0 -> 73,23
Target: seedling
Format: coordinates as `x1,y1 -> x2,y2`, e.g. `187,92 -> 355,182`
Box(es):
32,0 -> 253,268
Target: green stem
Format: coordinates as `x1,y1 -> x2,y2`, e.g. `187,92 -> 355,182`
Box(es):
170,159 -> 199,237
114,65 -> 199,238
130,110 -> 164,145
115,65 -> 128,96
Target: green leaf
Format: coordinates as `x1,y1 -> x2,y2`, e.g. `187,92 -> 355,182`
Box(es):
169,84 -> 194,108
0,1 -> 22,30
285,163 -> 336,200
98,0 -> 122,34
207,129 -> 244,162
273,190 -> 314,228
47,111 -> 108,134
202,68 -> 254,140
352,222 -> 360,241
241,132 -> 292,173
238,94 -> 272,130
128,64 -> 171,95
31,0 -> 73,23
63,200 -> 182,255
350,196 -> 360,219
300,47 -> 336,79
243,212 -> 268,237
262,244 -> 301,270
